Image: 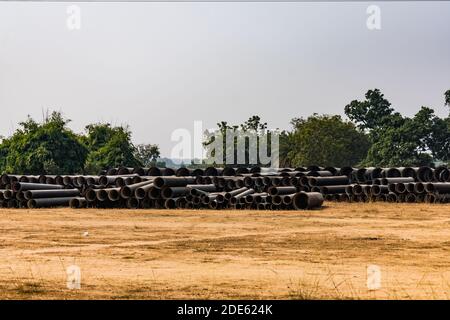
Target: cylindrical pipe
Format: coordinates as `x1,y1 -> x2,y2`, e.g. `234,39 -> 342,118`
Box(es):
70,197 -> 87,208
425,183 -> 450,194
229,189 -> 255,205
153,177 -> 196,188
387,192 -> 398,203
292,192 -> 323,210
267,186 -> 297,196
381,177 -> 414,185
27,197 -> 77,208
24,189 -> 80,200
161,186 -> 188,199
12,182 -> 64,192
120,180 -> 154,199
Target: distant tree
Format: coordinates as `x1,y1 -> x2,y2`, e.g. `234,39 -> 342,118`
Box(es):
134,144 -> 160,167
286,114 -> 370,167
278,130 -> 294,168
0,112 -> 87,174
346,89 -> 450,166
345,89 -> 395,130
203,116 -> 274,167
363,108 -> 437,166
445,90 -> 450,108
83,123 -> 141,174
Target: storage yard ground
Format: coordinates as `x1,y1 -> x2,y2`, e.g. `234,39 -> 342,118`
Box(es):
0,203 -> 449,299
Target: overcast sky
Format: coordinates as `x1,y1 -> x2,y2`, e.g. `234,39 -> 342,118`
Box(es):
0,2 -> 449,157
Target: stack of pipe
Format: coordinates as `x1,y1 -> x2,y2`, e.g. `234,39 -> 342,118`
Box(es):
0,165 -> 448,209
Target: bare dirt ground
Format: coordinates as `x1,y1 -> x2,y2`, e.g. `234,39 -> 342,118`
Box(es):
0,202 -> 449,299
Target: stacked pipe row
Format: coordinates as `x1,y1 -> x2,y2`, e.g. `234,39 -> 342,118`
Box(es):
0,165 -> 449,209
0,169 -> 324,210
311,166 -> 450,204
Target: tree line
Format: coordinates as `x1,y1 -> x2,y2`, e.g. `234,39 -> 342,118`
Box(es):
0,89 -> 448,174
0,113 -> 160,175
206,89 -> 450,168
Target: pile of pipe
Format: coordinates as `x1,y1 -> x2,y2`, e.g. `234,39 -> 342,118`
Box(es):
0,166 -> 324,210
0,165 -> 448,210
315,166 -> 450,204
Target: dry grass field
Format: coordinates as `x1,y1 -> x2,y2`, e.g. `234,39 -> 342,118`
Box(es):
0,202 -> 450,299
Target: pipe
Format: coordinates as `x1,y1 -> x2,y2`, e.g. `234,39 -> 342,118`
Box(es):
398,167 -> 416,179
414,183 -> 425,194
353,184 -> 364,196
345,184 -> 356,195
224,187 -> 248,200
3,190 -> 15,200
153,177 -> 196,188
12,182 -> 64,192
424,183 -> 450,194
381,168 -> 401,178
387,192 -> 398,203
164,198 -> 177,209
267,186 -> 297,196
370,185 -> 388,196
27,197 -> 77,208
339,167 -> 355,176
120,180 -> 154,199
187,184 -> 216,194
70,197 -> 87,208
84,188 -> 99,202
106,188 -> 122,201
308,176 -> 349,187
133,183 -> 154,199
405,193 -> 416,203
24,189 -> 80,200
125,198 -> 140,209
229,189 -> 255,205
425,193 -> 437,203
147,167 -> 161,176
388,184 -> 397,193
381,177 -> 414,185
292,192 -> 324,210
394,183 -> 407,194
161,187 -> 188,199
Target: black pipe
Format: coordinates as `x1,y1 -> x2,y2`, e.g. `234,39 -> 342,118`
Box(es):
27,197 -> 77,208
424,183 -> 450,194
153,177 -> 196,188
12,182 -> 64,192
381,177 -> 414,185
267,186 -> 297,196
120,180 -> 154,199
292,192 -> 323,210
161,187 -> 188,199
70,197 -> 87,208
24,189 -> 80,200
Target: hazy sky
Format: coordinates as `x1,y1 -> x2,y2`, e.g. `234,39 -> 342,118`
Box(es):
0,2 -> 449,157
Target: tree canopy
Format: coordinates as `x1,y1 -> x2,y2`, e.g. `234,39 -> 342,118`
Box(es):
83,123 -> 141,174
284,114 -> 370,167
0,112 -> 88,174
445,90 -> 450,108
0,115 -> 158,175
134,144 -> 161,167
345,89 -> 450,166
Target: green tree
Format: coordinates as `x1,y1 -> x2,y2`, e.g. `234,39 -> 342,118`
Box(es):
134,144 -> 160,167
445,90 -> 450,108
83,124 -> 141,174
286,114 -> 370,167
362,109 -> 435,166
203,115 -> 274,167
0,112 -> 88,174
203,116 -> 275,167
346,89 -> 450,166
344,89 -> 405,143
